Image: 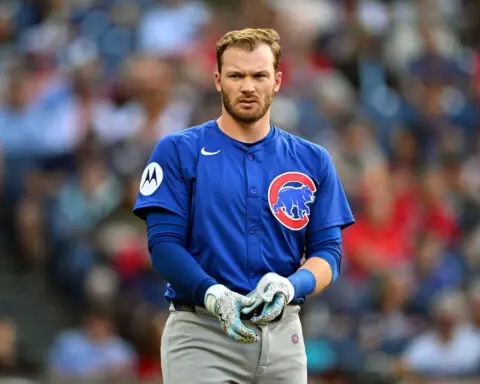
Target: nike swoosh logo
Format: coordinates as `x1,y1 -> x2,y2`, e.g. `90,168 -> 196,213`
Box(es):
201,147 -> 221,156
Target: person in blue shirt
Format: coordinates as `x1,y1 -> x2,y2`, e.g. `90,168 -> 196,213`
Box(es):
133,28 -> 355,384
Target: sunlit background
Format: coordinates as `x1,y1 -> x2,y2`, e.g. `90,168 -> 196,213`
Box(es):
0,0 -> 479,383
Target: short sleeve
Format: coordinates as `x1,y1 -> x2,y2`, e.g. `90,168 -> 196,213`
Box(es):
133,135 -> 190,220
307,148 -> 355,234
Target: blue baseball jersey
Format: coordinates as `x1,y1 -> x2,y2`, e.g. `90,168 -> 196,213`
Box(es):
133,120 -> 354,303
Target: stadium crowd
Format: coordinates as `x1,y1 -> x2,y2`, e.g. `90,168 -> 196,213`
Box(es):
0,0 -> 480,383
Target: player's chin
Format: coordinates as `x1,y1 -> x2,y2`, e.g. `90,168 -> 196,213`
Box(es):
237,105 -> 258,114
234,109 -> 263,123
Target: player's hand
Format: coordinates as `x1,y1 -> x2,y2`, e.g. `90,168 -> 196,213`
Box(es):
242,272 -> 295,324
204,284 -> 258,343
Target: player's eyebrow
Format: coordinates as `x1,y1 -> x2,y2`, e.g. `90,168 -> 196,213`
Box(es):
253,70 -> 270,77
225,70 -> 271,77
225,70 -> 244,76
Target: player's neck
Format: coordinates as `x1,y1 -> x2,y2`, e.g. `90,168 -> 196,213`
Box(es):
217,111 -> 271,144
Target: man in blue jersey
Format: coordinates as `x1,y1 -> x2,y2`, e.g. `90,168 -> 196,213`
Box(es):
133,28 -> 355,384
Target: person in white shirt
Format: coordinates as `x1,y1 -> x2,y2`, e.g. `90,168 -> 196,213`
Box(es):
399,289 -> 480,380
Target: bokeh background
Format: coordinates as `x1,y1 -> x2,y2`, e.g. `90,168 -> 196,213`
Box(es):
0,0 -> 479,383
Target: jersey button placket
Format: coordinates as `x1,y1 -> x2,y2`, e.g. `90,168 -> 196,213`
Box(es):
245,150 -> 262,280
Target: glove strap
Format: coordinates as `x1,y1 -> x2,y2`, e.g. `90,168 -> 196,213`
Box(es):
204,284 -> 229,313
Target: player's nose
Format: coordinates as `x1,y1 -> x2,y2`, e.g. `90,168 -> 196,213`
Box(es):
240,78 -> 255,93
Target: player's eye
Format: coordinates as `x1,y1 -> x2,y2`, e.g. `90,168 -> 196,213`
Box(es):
229,74 -> 242,79
254,73 -> 267,79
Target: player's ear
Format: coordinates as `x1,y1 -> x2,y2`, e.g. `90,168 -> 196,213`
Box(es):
214,71 -> 222,92
273,70 -> 282,93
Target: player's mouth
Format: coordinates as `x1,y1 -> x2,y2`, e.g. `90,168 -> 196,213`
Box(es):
238,99 -> 257,107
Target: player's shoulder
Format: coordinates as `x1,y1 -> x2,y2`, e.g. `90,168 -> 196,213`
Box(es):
150,120 -> 216,159
157,120 -> 215,147
276,127 -> 331,161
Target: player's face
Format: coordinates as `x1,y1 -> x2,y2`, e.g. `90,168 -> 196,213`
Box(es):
215,44 -> 282,124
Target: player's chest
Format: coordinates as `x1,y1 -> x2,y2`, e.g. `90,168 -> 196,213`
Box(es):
191,150 -> 317,231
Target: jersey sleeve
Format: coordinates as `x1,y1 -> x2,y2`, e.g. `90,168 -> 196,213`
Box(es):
133,135 -> 190,220
307,147 -> 355,234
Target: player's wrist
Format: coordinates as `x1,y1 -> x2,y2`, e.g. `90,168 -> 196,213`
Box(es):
288,269 -> 316,300
204,284 -> 230,313
195,277 -> 218,305
284,278 -> 295,304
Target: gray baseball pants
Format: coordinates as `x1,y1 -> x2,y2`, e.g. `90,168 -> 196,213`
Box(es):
161,303 -> 307,384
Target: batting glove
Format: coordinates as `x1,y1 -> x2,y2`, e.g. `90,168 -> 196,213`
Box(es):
204,284 -> 258,343
241,272 -> 295,324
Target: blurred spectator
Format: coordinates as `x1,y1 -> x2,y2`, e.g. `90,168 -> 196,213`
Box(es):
0,315 -> 38,379
93,65 -> 143,147
127,308 -> 166,382
107,54 -> 193,177
463,225 -> 480,278
45,59 -> 106,159
470,279 -> 480,331
48,306 -> 137,383
138,0 -> 210,57
342,168 -> 413,282
418,167 -> 460,245
0,60 -> 45,174
331,119 -> 387,203
0,58 -> 52,265
95,175 -> 149,285
410,233 -> 464,315
50,151 -> 121,301
459,135 -> 480,233
357,271 -> 421,356
399,290 -> 480,380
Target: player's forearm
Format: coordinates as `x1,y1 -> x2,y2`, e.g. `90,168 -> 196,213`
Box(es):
286,256 -> 334,300
150,242 -> 217,303
299,257 -> 333,294
287,226 -> 342,299
147,210 -> 217,303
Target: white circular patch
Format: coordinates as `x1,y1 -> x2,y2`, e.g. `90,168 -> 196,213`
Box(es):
139,162 -> 163,196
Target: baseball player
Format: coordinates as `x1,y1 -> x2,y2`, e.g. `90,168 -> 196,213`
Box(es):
133,28 -> 355,383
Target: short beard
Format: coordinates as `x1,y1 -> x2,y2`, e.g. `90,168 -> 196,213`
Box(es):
221,89 -> 273,124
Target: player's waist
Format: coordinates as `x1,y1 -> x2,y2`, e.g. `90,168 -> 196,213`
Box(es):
170,300 -> 300,322
165,285 -> 306,307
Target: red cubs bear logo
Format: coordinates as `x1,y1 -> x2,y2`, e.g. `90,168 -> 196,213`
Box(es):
268,172 -> 316,231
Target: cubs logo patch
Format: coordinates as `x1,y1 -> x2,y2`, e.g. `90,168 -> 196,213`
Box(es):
139,162 -> 163,196
292,334 -> 299,344
268,172 -> 316,231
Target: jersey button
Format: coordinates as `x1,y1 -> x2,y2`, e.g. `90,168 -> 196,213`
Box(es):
250,187 -> 257,195
249,228 -> 256,234
247,154 -> 254,161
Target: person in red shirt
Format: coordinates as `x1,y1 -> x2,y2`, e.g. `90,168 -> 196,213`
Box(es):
343,170 -> 412,281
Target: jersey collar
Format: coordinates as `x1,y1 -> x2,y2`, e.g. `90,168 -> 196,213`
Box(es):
212,119 -> 277,153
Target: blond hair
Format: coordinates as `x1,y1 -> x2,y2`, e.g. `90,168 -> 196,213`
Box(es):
215,28 -> 282,72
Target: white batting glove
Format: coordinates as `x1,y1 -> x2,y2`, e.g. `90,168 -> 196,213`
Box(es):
204,284 -> 258,343
241,273 -> 295,324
